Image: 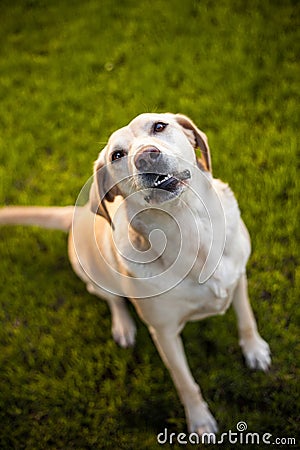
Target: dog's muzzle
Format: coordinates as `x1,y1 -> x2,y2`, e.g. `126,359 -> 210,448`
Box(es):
134,146 -> 191,203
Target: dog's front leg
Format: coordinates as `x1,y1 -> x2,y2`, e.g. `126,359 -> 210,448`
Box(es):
86,283 -> 136,348
233,274 -> 271,371
149,325 -> 218,436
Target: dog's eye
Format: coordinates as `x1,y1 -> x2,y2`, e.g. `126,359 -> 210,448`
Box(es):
111,149 -> 126,162
153,122 -> 168,133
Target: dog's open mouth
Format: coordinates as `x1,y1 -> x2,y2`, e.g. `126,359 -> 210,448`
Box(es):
137,169 -> 191,203
150,169 -> 191,191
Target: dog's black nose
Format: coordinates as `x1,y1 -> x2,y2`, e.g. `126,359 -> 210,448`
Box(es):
134,147 -> 161,171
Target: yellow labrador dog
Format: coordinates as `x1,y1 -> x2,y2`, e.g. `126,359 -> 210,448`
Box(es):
0,113 -> 271,435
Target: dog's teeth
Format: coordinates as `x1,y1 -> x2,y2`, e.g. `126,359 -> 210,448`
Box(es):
154,175 -> 162,186
154,174 -> 172,187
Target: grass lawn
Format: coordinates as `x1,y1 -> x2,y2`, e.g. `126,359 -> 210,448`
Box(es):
0,0 -> 299,448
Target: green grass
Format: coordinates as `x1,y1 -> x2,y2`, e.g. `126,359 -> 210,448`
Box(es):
0,0 -> 299,448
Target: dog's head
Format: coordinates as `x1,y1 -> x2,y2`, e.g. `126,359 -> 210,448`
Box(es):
89,113 -> 212,225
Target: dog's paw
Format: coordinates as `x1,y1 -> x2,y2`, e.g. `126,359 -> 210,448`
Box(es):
112,314 -> 136,348
187,401 -> 218,437
240,334 -> 271,372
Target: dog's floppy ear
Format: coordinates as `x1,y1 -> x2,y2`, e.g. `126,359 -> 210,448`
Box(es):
175,114 -> 212,173
89,150 -> 121,228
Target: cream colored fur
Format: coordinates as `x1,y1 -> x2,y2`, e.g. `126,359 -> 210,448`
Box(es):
0,113 -> 271,435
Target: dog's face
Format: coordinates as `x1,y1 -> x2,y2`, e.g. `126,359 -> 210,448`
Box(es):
90,113 -> 212,224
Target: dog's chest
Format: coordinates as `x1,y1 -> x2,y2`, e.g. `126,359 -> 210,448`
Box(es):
171,273 -> 237,320
115,182 -> 250,321
132,271 -> 238,329
126,227 -> 248,323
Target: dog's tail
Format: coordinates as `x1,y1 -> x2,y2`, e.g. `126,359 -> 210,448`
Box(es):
0,205 -> 75,232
